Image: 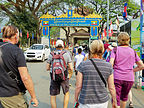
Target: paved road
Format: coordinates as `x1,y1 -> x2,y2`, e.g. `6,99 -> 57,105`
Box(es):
26,61 -> 144,108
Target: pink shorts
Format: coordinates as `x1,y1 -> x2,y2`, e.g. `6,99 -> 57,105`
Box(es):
114,79 -> 134,106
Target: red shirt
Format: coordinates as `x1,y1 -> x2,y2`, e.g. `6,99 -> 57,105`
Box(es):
104,43 -> 109,51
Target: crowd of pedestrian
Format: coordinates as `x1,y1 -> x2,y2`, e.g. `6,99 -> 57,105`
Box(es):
0,25 -> 144,108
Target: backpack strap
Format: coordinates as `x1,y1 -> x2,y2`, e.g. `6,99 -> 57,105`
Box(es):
0,43 -> 10,72
60,51 -> 66,55
50,52 -> 55,56
90,59 -> 107,87
59,51 -> 67,68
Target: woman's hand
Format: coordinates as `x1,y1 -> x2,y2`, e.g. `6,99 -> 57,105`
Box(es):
73,99 -> 79,108
112,101 -> 117,108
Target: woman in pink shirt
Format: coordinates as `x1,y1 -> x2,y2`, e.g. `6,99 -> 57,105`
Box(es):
110,32 -> 144,108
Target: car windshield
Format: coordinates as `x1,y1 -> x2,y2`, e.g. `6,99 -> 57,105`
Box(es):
29,45 -> 43,50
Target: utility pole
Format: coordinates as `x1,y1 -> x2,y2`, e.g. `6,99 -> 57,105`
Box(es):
140,0 -> 143,59
107,0 -> 109,40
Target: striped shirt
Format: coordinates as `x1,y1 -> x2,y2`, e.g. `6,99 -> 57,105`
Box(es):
77,58 -> 113,104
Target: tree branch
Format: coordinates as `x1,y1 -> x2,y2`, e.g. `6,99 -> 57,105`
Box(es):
62,27 -> 67,35
41,0 -> 62,12
0,4 -> 13,16
68,27 -> 70,36
23,0 -> 28,5
32,0 -> 37,10
73,27 -> 78,32
7,0 -> 21,11
33,0 -> 43,14
27,0 -> 32,11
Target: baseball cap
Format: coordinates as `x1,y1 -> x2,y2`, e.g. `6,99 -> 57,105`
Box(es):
112,42 -> 117,47
79,46 -> 83,50
56,40 -> 64,47
108,45 -> 113,50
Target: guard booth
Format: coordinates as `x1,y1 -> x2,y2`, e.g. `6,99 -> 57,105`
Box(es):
40,9 -> 102,47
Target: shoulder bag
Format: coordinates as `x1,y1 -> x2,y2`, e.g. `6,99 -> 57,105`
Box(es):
89,59 -> 107,87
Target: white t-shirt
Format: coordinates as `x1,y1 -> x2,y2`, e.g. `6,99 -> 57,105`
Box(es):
74,54 -> 84,69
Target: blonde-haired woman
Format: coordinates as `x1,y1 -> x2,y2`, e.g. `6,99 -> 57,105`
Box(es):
110,32 -> 144,108
74,40 -> 117,108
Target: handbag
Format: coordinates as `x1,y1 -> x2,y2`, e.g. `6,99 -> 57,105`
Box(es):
89,59 -> 107,87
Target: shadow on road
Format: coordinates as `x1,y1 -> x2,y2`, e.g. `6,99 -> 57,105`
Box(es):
26,60 -> 45,63
133,93 -> 144,108
35,101 -> 50,108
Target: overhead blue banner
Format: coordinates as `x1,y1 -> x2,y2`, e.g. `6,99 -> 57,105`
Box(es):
41,19 -> 100,27
40,10 -> 102,38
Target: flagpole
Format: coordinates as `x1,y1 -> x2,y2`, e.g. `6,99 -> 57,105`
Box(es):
140,0 -> 143,59
29,38 -> 30,47
107,0 -> 109,40
124,20 -> 125,32
20,37 -> 21,47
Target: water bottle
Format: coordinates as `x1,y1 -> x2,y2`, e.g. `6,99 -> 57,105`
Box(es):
31,102 -> 35,105
74,102 -> 79,108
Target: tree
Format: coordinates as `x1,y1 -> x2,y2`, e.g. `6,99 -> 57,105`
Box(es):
0,0 -> 64,44
86,0 -> 140,33
0,0 -> 140,44
50,27 -> 60,39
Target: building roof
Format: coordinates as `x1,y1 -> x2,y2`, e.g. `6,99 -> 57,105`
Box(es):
71,29 -> 90,36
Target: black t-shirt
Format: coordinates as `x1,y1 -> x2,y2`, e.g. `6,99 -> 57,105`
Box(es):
0,42 -> 27,97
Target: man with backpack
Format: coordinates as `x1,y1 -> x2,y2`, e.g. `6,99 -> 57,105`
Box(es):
46,40 -> 73,108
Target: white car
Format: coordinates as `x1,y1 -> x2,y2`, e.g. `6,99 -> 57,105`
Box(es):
24,44 -> 50,61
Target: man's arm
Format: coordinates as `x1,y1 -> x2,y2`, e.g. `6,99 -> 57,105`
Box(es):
68,62 -> 73,79
46,63 -> 51,71
18,67 -> 38,107
74,61 -> 76,71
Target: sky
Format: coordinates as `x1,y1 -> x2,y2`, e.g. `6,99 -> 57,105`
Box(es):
135,0 -> 140,5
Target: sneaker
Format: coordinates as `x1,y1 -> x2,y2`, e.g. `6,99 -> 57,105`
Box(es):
129,102 -> 134,108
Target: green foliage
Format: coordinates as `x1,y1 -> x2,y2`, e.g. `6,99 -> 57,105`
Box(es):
50,27 -> 60,38
8,10 -> 39,44
0,0 -> 140,44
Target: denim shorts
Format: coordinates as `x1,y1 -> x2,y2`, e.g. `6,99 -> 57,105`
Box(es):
50,78 -> 69,96
114,79 -> 134,106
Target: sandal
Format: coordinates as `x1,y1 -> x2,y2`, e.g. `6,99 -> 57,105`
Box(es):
129,102 -> 134,108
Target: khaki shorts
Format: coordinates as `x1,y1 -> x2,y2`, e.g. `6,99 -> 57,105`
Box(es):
0,93 -> 28,108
